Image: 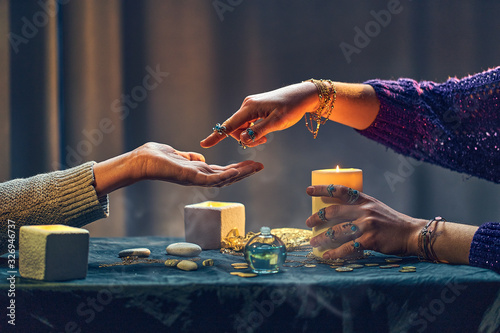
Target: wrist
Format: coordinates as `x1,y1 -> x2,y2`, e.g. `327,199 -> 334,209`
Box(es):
93,149 -> 142,197
300,81 -> 322,113
406,218 -> 427,256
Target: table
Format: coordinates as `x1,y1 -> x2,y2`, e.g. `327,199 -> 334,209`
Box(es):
1,237 -> 499,332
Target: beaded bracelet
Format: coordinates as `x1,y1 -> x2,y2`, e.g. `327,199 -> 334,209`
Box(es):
303,79 -> 337,139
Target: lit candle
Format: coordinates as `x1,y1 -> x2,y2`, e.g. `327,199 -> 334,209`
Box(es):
311,167 -> 363,257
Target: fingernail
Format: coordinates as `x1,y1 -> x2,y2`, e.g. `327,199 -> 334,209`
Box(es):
306,186 -> 314,195
322,253 -> 330,260
309,238 -> 317,247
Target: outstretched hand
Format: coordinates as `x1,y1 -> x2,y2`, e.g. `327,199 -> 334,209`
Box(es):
139,142 -> 263,187
305,185 -> 424,259
93,142 -> 264,197
200,82 -> 319,149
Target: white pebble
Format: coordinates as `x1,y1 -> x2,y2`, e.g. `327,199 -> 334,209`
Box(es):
166,242 -> 202,257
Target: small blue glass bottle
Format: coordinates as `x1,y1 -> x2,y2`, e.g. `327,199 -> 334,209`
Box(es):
244,227 -> 287,274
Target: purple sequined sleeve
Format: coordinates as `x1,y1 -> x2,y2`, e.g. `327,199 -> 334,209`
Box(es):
359,67 -> 500,183
469,223 -> 500,273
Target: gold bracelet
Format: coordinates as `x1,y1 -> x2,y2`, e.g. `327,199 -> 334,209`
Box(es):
303,79 -> 336,139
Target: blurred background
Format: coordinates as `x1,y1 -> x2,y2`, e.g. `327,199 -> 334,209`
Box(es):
1,0 -> 499,238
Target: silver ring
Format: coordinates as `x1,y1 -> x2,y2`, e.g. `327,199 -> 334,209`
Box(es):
353,240 -> 362,252
347,188 -> 360,204
325,227 -> 335,241
342,222 -> 358,236
327,184 -> 335,197
318,208 -> 328,223
246,128 -> 256,142
213,123 -> 228,137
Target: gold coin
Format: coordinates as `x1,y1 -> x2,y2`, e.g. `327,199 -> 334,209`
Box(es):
385,258 -> 402,263
238,272 -> 258,277
364,263 -> 379,267
399,269 -> 416,273
346,264 -> 364,269
230,272 -> 241,276
231,263 -> 248,267
402,266 -> 416,270
388,264 -> 400,268
336,267 -> 354,272
304,264 -> 316,268
233,266 -> 249,269
331,259 -> 345,264
379,265 -> 393,269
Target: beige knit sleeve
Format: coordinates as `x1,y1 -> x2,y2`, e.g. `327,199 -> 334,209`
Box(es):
0,162 -> 109,254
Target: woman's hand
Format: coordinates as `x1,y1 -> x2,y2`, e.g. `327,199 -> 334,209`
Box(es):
306,185 -> 425,259
93,142 -> 264,197
200,82 -> 319,148
200,81 -> 380,149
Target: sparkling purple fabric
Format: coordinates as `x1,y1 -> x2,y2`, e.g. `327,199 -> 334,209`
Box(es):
360,68 -> 500,273
361,67 -> 500,183
469,223 -> 500,273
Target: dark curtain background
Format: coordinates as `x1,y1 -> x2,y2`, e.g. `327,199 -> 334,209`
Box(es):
2,0 -> 499,238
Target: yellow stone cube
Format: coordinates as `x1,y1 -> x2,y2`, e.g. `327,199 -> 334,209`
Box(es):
19,225 -> 89,281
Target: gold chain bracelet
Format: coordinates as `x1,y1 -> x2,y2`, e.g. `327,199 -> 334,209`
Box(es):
303,79 -> 337,139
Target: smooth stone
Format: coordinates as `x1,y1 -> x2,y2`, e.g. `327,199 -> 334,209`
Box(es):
118,248 -> 151,258
166,242 -> 202,257
176,260 -> 198,271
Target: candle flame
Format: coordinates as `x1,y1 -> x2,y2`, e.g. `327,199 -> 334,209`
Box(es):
336,165 -> 340,172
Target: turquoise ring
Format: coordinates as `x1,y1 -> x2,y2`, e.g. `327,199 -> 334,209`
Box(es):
213,123 -> 228,137
327,184 -> 335,197
318,208 -> 328,223
246,128 -> 256,142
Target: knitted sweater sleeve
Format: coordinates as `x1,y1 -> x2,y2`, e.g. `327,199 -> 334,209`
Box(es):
359,67 -> 500,183
469,223 -> 500,273
0,162 -> 109,254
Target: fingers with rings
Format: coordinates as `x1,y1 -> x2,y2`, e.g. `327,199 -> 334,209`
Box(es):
246,123 -> 257,142
327,184 -> 336,197
213,123 -> 228,137
307,184 -> 363,205
310,222 -> 361,248
322,238 -> 365,260
347,188 -> 360,204
318,208 -> 328,223
306,204 -> 358,228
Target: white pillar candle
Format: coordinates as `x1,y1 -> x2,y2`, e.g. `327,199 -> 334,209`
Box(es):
311,167 -> 363,257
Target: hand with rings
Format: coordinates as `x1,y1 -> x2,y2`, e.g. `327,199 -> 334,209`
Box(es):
306,184 -> 423,259
200,83 -> 320,149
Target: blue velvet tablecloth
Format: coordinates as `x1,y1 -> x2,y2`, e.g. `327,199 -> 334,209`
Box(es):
1,237 -> 499,333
